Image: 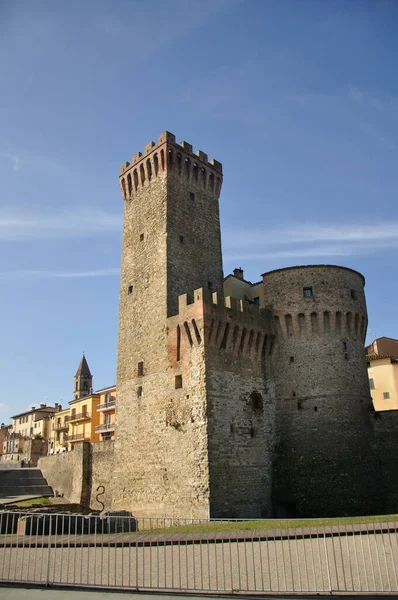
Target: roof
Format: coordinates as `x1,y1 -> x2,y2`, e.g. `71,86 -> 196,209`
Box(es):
68,384 -> 115,405
368,336 -> 398,343
366,354 -> 398,364
261,264 -> 365,285
223,273 -> 262,288
11,406 -> 58,420
75,355 -> 92,378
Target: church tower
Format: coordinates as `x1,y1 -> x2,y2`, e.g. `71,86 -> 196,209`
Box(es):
73,354 -> 92,400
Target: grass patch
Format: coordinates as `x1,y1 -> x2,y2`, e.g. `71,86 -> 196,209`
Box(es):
138,514 -> 398,535
11,497 -> 51,507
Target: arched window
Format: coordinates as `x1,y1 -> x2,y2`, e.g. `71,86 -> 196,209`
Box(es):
140,164 -> 145,186
133,169 -> 139,191
209,173 -> 214,192
153,153 -> 159,175
121,178 -> 126,199
127,173 -> 132,196
146,159 -> 152,181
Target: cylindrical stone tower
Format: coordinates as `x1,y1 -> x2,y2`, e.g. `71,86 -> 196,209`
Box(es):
262,265 -> 377,517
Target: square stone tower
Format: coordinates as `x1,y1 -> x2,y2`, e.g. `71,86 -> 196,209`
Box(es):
113,132 -> 275,518
113,132 -> 223,517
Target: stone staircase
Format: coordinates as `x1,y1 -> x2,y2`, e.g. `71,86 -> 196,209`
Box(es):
0,468 -> 53,503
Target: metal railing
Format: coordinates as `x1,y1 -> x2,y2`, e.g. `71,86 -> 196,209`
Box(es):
0,512 -> 398,593
53,423 -> 68,431
95,422 -> 115,433
66,412 -> 90,423
97,399 -> 116,411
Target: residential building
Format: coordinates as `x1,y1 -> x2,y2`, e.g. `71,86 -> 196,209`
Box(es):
367,354 -> 398,411
10,404 -> 60,439
49,407 -> 70,453
366,337 -> 398,359
223,268 -> 264,307
94,386 -> 116,441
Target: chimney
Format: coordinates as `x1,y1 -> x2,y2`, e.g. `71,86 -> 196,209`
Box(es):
40,403 -> 46,408
31,406 -> 35,411
233,267 -> 244,280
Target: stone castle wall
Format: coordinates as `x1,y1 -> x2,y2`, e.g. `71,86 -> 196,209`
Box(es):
263,265 -> 378,516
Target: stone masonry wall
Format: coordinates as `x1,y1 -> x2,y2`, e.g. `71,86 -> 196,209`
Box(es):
374,411 -> 398,514
89,439 -> 115,511
39,445 -> 86,504
263,265 -> 378,517
204,293 -> 276,518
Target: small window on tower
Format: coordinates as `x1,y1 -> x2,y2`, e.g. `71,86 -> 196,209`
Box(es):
175,375 -> 183,389
190,192 -> 195,201
137,362 -> 144,377
350,289 -> 357,300
383,392 -> 390,399
137,386 -> 143,398
303,287 -> 313,297
369,378 -> 375,390
179,235 -> 184,243
139,233 -> 144,242
128,285 -> 133,295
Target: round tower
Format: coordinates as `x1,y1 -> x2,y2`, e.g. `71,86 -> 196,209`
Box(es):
263,265 -> 377,517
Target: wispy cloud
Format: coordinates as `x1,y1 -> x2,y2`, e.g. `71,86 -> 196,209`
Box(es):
223,221 -> 398,261
1,150 -> 68,176
1,153 -> 22,172
0,268 -> 120,282
0,208 -> 122,241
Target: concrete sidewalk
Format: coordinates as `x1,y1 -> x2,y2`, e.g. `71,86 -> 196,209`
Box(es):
2,587 -> 398,600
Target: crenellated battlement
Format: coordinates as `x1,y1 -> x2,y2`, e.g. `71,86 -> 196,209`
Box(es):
119,131 -> 223,201
167,288 -> 275,363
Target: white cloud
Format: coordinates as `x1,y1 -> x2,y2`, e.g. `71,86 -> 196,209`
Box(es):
1,153 -> 22,172
223,221 -> 398,261
0,208 -> 122,241
0,268 -> 120,282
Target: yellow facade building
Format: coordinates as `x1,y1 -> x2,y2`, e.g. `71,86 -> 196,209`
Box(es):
367,354 -> 398,411
223,268 -> 264,307
49,356 -> 116,449
50,407 -> 70,453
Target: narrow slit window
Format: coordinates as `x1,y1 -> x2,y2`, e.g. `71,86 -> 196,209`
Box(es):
175,375 -> 183,389
128,285 -> 133,295
137,361 -> 144,377
190,192 -> 195,201
139,233 -> 144,241
137,386 -> 143,398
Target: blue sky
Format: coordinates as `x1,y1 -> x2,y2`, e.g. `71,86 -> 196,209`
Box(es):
1,0 -> 397,420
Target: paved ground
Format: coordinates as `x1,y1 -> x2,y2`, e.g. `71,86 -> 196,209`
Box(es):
1,530 -> 398,594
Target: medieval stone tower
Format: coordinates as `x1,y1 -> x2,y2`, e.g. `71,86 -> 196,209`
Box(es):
263,265 -> 378,517
113,132 -> 276,518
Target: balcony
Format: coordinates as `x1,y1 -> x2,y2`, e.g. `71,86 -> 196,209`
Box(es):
95,422 -> 115,434
53,423 -> 68,431
68,433 -> 90,442
66,412 -> 91,423
97,399 -> 116,412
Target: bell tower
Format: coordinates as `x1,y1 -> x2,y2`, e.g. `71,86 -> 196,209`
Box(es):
73,354 -> 92,400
